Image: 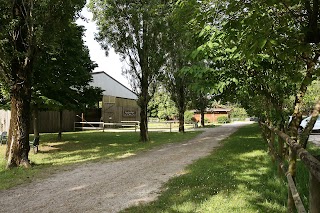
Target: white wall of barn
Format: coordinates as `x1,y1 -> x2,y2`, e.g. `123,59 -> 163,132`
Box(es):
0,110 -> 11,132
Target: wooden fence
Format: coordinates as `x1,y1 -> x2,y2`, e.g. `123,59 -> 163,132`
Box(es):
74,121 -> 190,133
32,110 -> 76,133
74,121 -> 139,132
148,121 -> 176,132
261,122 -> 320,213
0,110 -> 76,133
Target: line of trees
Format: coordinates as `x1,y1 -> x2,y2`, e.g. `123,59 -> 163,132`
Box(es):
187,1 -> 320,211
91,7 -> 320,211
90,0 -> 213,139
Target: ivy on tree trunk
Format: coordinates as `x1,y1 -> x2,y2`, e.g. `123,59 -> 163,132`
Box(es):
6,0 -> 34,168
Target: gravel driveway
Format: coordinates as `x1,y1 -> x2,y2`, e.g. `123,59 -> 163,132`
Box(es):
0,122 -> 249,213
309,134 -> 320,146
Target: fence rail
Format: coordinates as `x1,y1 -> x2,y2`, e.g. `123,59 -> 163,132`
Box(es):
261,122 -> 320,212
74,121 -> 190,133
74,121 -> 139,132
148,121 -> 176,132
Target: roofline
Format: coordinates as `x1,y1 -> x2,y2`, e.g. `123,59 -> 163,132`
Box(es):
193,108 -> 232,113
92,71 -> 137,96
211,109 -> 232,112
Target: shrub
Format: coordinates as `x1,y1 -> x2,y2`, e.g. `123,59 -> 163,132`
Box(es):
217,116 -> 230,124
184,111 -> 195,124
230,107 -> 248,121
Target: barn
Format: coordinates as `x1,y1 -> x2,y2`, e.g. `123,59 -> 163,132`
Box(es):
89,71 -> 140,123
0,71 -> 140,133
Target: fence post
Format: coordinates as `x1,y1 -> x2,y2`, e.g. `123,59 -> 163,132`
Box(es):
270,130 -> 275,162
309,155 -> 320,213
287,146 -> 297,213
170,122 -> 172,133
278,135 -> 285,176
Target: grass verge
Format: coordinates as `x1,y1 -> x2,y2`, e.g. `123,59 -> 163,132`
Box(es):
0,130 -> 201,190
122,124 -> 289,213
296,142 -> 320,209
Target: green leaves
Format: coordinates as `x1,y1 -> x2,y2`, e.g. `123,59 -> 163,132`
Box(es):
258,38 -> 268,49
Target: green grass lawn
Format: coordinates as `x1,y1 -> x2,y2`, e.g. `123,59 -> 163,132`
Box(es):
122,124 -> 289,213
148,123 -> 196,130
0,130 -> 201,190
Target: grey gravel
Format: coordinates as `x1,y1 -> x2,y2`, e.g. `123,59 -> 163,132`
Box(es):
0,122 -> 250,213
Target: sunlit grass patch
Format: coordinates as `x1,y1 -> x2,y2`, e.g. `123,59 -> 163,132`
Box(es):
0,130 -> 201,190
122,124 -> 288,213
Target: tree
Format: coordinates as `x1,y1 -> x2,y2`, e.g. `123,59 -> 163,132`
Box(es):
162,0 -> 202,132
194,1 -> 320,210
217,0 -> 320,135
0,83 -> 10,110
189,90 -> 212,127
0,0 -> 87,168
90,0 -> 167,141
301,81 -> 320,114
148,87 -> 178,120
32,23 -> 102,140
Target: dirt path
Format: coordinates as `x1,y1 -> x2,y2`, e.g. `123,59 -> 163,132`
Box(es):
0,122 -> 250,213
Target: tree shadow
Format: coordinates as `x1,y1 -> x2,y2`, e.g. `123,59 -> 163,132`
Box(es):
122,125 -> 287,213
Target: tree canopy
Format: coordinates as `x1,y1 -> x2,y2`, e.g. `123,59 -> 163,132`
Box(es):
90,0 -> 168,141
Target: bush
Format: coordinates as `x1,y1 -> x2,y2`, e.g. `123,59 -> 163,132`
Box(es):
204,118 -> 210,123
230,107 -> 248,121
184,111 -> 195,124
217,116 -> 230,124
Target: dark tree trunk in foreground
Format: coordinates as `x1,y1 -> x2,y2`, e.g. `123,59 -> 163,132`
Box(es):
6,0 -> 34,168
6,78 -> 32,168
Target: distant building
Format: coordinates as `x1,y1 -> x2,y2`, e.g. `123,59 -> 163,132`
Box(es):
89,71 -> 140,123
193,108 -> 232,123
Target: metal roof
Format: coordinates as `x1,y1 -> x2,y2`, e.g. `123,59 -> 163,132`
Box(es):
90,71 -> 138,100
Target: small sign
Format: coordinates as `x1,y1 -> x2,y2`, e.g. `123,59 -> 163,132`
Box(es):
123,110 -> 136,117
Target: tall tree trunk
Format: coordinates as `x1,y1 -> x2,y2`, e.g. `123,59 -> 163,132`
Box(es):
33,104 -> 39,138
289,58 -> 317,135
286,56 -> 318,211
200,109 -> 205,127
6,0 -> 34,169
178,109 -> 185,132
140,104 -> 148,142
6,82 -> 32,168
58,109 -> 63,141
139,75 -> 149,142
301,99 -> 320,148
178,83 -> 185,133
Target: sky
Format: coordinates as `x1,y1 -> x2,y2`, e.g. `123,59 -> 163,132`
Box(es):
76,4 -> 131,89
